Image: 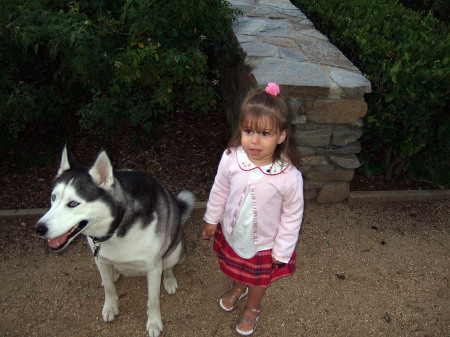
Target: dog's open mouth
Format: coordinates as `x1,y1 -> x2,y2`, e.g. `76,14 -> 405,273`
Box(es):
48,220 -> 88,251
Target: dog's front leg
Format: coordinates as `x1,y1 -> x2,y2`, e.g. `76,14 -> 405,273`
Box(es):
95,259 -> 119,322
146,262 -> 164,337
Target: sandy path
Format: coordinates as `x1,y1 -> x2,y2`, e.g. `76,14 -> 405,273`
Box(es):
0,200 -> 448,336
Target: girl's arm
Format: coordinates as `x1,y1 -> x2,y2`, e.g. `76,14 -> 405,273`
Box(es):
272,170 -> 304,263
203,150 -> 232,225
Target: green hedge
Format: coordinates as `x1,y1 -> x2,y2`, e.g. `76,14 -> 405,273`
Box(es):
0,0 -> 238,146
293,0 -> 449,186
397,0 -> 449,23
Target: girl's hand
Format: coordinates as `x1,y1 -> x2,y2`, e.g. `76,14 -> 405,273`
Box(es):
272,257 -> 286,267
272,257 -> 282,264
202,223 -> 217,240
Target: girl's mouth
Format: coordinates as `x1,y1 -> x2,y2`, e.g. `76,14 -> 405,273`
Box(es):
250,149 -> 261,155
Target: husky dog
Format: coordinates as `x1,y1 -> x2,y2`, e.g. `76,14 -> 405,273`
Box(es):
35,146 -> 195,337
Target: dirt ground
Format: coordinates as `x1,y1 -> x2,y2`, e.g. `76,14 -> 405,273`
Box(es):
0,200 -> 448,337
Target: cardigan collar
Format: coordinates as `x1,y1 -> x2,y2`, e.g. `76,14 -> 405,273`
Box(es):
236,146 -> 290,175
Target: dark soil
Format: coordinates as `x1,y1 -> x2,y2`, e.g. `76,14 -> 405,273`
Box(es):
0,104 -> 230,210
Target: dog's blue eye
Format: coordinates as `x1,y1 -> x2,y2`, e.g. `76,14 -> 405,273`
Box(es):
67,201 -> 80,208
51,194 -> 56,202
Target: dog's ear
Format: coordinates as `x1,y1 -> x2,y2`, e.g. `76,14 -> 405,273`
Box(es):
89,150 -> 114,190
57,145 -> 77,177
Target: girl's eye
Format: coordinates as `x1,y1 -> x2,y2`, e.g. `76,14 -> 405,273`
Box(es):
244,129 -> 253,135
67,201 -> 80,208
51,194 -> 56,202
262,131 -> 271,137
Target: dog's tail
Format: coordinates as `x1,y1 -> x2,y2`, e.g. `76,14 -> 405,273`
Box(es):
176,191 -> 196,225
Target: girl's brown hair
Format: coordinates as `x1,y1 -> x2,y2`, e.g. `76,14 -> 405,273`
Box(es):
227,88 -> 300,167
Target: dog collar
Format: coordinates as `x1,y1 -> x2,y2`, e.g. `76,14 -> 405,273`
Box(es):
90,233 -> 114,243
89,234 -> 114,258
89,204 -> 125,258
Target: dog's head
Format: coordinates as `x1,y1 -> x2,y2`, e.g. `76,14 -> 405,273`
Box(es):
34,145 -> 118,252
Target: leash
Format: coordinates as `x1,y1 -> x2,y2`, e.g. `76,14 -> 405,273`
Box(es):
89,233 -> 114,258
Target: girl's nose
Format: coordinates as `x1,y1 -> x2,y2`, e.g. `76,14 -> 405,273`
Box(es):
251,133 -> 260,143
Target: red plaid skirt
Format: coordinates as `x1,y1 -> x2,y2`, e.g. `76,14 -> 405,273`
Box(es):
213,224 -> 296,288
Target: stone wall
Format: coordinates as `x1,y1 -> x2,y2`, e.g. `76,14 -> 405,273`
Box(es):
219,0 -> 372,203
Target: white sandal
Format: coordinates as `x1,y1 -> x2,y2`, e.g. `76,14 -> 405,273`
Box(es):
236,308 -> 261,336
219,286 -> 249,312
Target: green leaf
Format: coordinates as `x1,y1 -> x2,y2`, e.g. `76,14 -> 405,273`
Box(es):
384,93 -> 394,103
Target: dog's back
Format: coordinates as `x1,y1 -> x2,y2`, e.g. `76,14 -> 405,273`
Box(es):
112,169 -> 189,239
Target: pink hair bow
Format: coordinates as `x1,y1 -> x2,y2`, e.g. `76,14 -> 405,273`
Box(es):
265,82 -> 280,96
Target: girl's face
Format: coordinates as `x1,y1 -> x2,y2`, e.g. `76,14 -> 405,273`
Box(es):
240,115 -> 286,167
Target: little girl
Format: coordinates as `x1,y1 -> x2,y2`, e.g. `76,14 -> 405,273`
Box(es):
202,83 -> 304,335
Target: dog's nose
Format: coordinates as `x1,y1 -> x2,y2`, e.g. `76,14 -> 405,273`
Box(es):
35,223 -> 48,236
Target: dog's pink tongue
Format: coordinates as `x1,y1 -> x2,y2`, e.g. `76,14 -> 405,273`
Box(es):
48,233 -> 68,248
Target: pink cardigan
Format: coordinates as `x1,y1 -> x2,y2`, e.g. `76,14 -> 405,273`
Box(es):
204,148 -> 304,263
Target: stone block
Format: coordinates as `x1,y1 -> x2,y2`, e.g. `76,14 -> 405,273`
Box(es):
235,34 -> 258,44
316,142 -> 361,155
280,47 -> 307,62
352,119 -> 364,128
317,182 -> 349,203
241,41 -> 279,57
301,155 -> 328,166
233,17 -> 293,38
252,58 -> 330,88
298,28 -> 328,41
304,187 -> 318,200
263,36 -> 299,49
329,69 -> 371,95
294,36 -> 357,70
303,166 -> 354,181
307,99 -> 368,124
292,115 -> 307,124
328,154 -> 361,169
295,127 -> 331,147
287,97 -> 303,115
332,126 -> 363,146
304,180 -> 325,190
282,85 -> 329,99
297,146 -> 315,156
299,165 -> 312,174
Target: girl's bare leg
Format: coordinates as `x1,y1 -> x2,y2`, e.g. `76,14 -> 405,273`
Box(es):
237,286 -> 265,333
220,280 -> 248,309
245,286 -> 265,309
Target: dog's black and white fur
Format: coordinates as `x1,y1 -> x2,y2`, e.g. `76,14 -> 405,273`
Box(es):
35,146 -> 195,337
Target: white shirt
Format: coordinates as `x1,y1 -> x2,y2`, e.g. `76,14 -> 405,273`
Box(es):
221,148 -> 287,258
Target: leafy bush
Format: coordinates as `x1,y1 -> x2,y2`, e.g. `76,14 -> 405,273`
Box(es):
0,0 -> 239,148
293,0 -> 450,186
396,0 -> 449,24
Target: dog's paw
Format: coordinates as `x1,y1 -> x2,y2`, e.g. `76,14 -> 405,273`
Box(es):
163,276 -> 178,294
102,303 -> 119,322
146,318 -> 163,337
